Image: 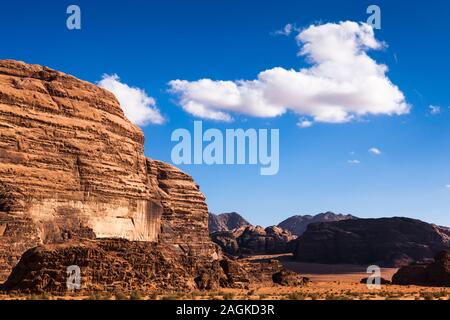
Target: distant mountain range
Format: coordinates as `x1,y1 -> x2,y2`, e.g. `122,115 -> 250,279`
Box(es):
277,212 -> 358,236
208,211 -> 356,236
209,211 -> 450,267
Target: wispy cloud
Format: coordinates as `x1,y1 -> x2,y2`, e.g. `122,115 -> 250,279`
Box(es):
429,105 -> 441,115
393,53 -> 398,63
272,23 -> 299,36
348,159 -> 361,165
297,119 -> 313,128
169,21 -> 409,125
98,74 -> 165,126
369,147 -> 382,155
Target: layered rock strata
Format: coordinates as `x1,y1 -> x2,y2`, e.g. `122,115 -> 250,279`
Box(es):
0,60 -> 216,283
1,240 -> 284,294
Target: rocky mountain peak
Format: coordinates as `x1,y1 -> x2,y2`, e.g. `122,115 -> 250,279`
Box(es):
208,212 -> 251,233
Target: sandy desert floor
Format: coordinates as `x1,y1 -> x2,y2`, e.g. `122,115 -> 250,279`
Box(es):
1,254 -> 449,300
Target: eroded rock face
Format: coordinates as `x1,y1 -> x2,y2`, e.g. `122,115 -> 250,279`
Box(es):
211,225 -> 296,255
392,251 -> 450,287
1,240 -> 198,293
0,60 -> 216,282
147,160 -> 217,259
0,240 -> 284,294
0,60 -> 158,241
294,217 -> 450,267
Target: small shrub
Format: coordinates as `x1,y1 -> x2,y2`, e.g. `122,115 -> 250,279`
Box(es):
287,292 -> 305,300
160,294 -> 182,300
114,291 -> 128,300
148,292 -> 158,300
222,292 -> 235,300
130,291 -> 143,300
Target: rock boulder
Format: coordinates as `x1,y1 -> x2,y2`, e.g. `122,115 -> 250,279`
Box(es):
392,251 -> 450,287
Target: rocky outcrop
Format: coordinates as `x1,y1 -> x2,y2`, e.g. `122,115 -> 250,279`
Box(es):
1,240 -> 199,293
272,270 -> 310,287
294,217 -> 450,267
0,240 -> 285,294
359,277 -> 392,285
208,212 -> 251,233
278,212 -> 357,236
211,226 -> 296,255
0,60 -> 216,283
392,251 -> 450,287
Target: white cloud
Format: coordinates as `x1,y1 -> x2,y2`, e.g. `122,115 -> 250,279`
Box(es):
446,185 -> 450,189
429,105 -> 441,115
297,119 -> 313,128
98,74 -> 165,126
348,159 -> 361,165
369,147 -> 382,155
169,21 -> 409,124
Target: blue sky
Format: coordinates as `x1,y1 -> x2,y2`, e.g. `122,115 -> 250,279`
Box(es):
1,0 -> 449,226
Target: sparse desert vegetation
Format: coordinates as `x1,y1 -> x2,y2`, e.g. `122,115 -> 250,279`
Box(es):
1,282 -> 449,301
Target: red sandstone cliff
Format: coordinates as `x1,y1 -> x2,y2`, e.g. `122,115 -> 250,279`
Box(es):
0,60 -> 217,282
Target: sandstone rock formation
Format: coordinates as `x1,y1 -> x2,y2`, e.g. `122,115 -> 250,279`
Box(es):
208,212 -> 251,233
1,240 -> 286,294
0,60 -> 293,294
0,60 -> 216,284
392,251 -> 450,287
294,217 -> 450,267
211,225 -> 296,255
278,212 -> 357,236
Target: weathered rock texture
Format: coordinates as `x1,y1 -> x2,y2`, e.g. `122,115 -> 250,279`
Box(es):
294,217 -> 450,267
147,160 -> 217,260
392,251 -> 450,287
278,212 -> 357,236
0,240 -> 284,294
0,60 -> 216,283
211,226 -> 296,255
208,212 -> 251,233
